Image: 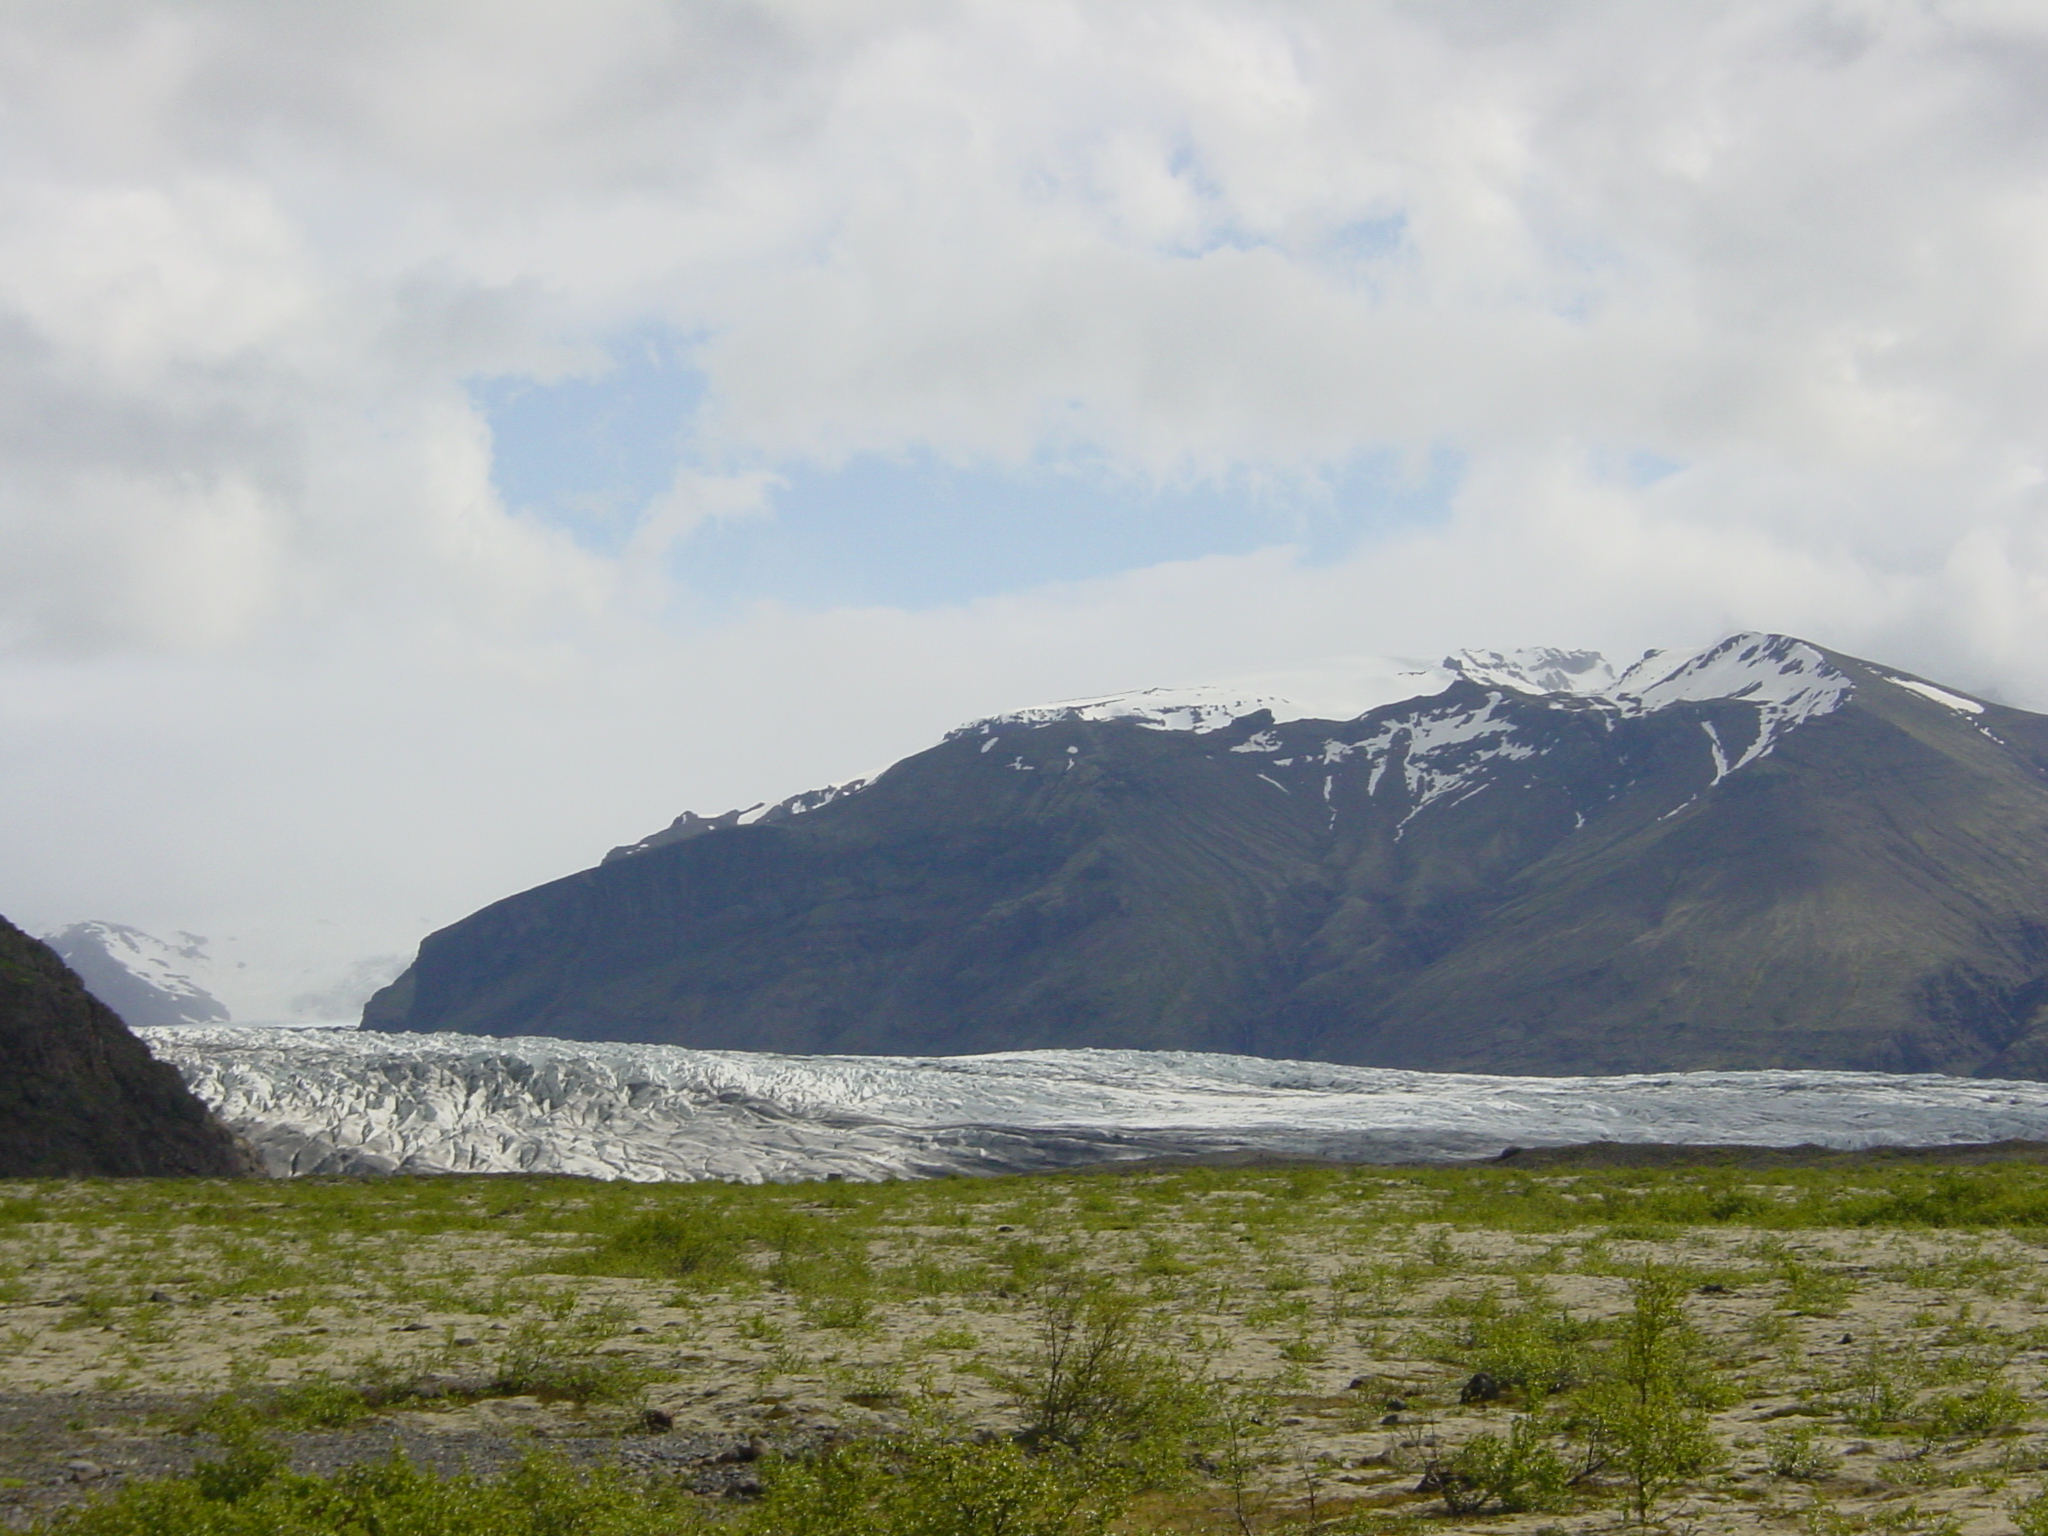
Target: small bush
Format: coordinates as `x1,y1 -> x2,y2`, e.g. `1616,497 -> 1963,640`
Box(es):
585,1210 -> 746,1285
1436,1415 -> 1572,1515
997,1275 -> 1217,1485
1777,1260 -> 1858,1317
36,1446 -> 698,1535
1573,1269 -> 1727,1524
749,1437 -> 1121,1536
1441,1290 -> 1593,1398
2013,1488 -> 2048,1536
1924,1381 -> 2027,1439
1836,1344 -> 1922,1433
493,1319 -> 651,1404
1764,1423 -> 1840,1479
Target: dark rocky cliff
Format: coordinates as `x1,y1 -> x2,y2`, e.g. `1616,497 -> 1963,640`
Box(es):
0,916 -> 256,1176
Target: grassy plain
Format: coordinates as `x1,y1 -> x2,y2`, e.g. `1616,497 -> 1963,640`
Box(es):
4,1156 -> 2048,1531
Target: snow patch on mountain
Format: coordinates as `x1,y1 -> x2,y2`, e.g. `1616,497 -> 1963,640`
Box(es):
142,1026 -> 2048,1182
958,657 -> 1456,737
1880,674 -> 1986,716
1323,691 -> 1542,831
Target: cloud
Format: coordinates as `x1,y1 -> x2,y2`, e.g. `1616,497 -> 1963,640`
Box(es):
4,1 -> 2048,998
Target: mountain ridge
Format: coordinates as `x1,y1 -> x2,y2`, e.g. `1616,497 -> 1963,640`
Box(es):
364,633 -> 2048,1077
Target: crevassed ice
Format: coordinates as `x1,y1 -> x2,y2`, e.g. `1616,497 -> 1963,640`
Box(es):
143,1026 -> 2048,1184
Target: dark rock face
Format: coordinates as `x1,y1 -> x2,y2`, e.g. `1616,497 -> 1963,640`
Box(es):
0,916 -> 257,1176
363,636 -> 2048,1078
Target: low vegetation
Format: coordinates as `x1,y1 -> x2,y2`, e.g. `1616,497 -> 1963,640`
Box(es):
5,1156 -> 2048,1531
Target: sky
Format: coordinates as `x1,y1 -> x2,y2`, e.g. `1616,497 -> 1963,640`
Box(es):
4,0 -> 2048,1019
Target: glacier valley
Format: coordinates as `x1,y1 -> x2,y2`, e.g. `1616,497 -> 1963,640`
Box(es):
142,1026 -> 2048,1183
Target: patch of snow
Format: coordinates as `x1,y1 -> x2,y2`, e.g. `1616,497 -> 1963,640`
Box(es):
1883,675 -> 1986,715
1348,693 -> 1537,823
1700,721 -> 1730,784
141,1027 -> 2048,1182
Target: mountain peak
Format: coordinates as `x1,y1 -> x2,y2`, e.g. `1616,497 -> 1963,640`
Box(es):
42,921 -> 232,1030
965,631 -> 1845,738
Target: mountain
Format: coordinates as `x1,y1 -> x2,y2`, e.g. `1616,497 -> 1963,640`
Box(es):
0,915 -> 257,1176
43,921 -> 233,1029
363,633 -> 2048,1078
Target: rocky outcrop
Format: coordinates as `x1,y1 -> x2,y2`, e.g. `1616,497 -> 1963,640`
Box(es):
0,916 -> 257,1176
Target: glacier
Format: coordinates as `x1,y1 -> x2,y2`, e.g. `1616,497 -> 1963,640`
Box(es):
142,1026 -> 2048,1184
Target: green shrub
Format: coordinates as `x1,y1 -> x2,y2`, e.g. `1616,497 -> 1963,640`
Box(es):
1573,1269 -> 1727,1524
1923,1380 -> 2027,1439
1436,1415 -> 1572,1515
492,1318 -> 651,1404
1763,1423 -> 1839,1479
582,1209 -> 747,1284
1777,1259 -> 1858,1317
2013,1488 -> 2048,1536
751,1437 -> 1120,1536
37,1446 -> 698,1535
1441,1289 -> 1593,1398
1835,1344 -> 1923,1433
995,1276 -> 1216,1485
190,1379 -> 371,1434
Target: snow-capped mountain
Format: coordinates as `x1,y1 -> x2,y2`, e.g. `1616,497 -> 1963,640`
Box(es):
143,1025 -> 2048,1181
364,634 -> 2048,1080
43,921 -> 232,1030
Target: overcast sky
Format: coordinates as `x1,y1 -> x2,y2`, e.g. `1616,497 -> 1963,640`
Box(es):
4,1 -> 2048,1018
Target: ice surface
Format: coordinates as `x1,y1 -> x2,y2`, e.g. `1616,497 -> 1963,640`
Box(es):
143,1027 -> 2048,1184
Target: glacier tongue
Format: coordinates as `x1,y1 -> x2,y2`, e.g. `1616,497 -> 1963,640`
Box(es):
143,1027 -> 2048,1183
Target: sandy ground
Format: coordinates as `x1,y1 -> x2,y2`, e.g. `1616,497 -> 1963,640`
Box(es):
0,1175 -> 2045,1532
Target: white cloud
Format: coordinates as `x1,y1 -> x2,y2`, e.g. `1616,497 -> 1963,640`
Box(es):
5,1 -> 2048,998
